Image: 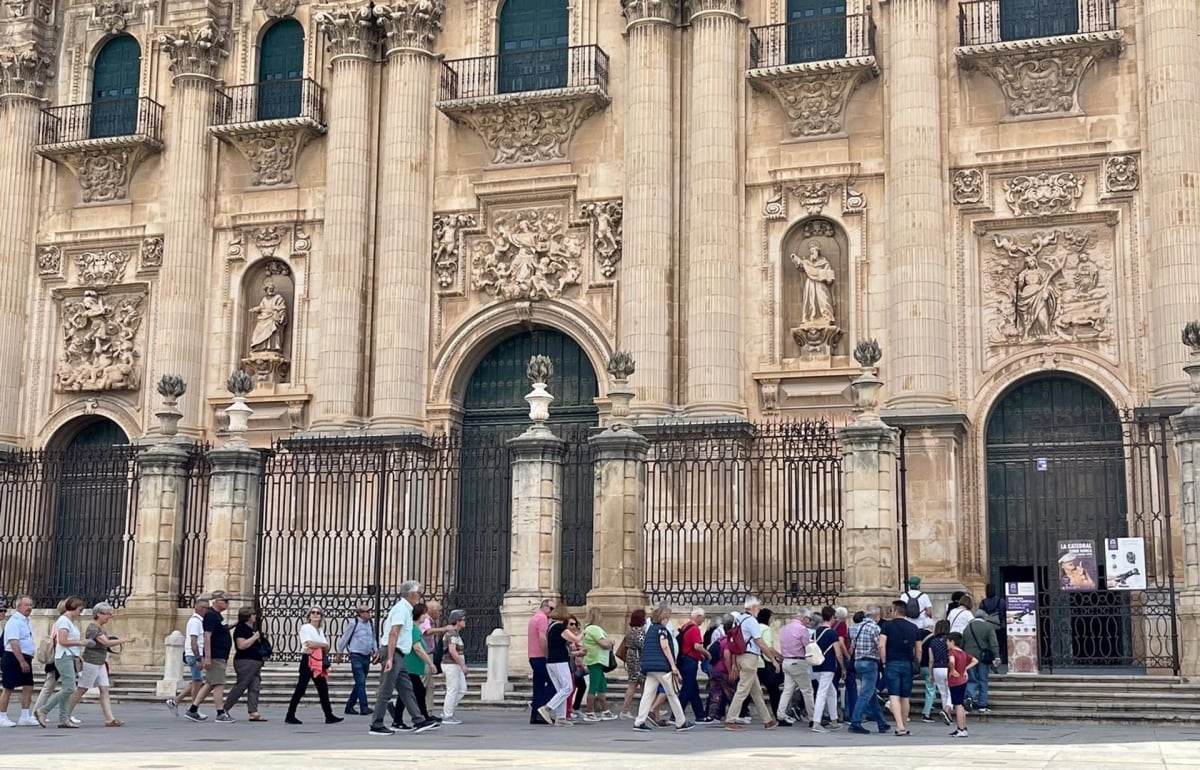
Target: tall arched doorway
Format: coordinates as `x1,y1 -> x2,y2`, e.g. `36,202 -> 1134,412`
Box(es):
451,328 -> 598,656
984,375 -> 1134,669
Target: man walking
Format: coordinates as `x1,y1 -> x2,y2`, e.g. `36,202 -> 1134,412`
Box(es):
527,598 -> 555,725
846,606 -> 891,735
723,597 -> 782,731
168,597 -> 208,716
338,602 -> 378,715
879,600 -> 924,736
676,608 -> 709,722
0,596 -> 38,727
368,581 -> 438,736
900,576 -> 934,630
776,608 -> 811,725
962,609 -> 999,713
186,591 -> 234,724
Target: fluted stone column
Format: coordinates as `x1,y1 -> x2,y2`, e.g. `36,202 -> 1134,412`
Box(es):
311,2 -> 378,429
0,44 -> 52,445
1144,2 -> 1200,403
157,21 -> 227,435
369,2 -> 443,432
585,427 -> 649,621
885,0 -> 953,410
620,0 -> 677,414
1172,345 -> 1200,677
685,0 -> 743,417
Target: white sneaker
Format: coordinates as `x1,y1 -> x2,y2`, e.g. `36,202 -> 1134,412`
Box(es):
0,717 -> 15,728
69,716 -> 82,726
440,717 -> 462,725
734,717 -> 751,725
17,716 -> 39,727
599,710 -> 618,721
583,712 -> 600,722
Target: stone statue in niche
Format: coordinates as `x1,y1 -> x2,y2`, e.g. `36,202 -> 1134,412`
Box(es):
789,239 -> 843,355
248,280 -> 288,353
241,262 -> 294,385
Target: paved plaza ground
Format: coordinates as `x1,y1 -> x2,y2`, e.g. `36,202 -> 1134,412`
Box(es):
0,705 -> 1197,769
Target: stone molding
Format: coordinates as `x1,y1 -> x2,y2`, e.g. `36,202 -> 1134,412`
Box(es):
955,31 -> 1123,117
374,0 -> 445,55
211,119 -> 326,187
620,0 -> 680,25
0,42 -> 53,99
92,0 -> 131,33
762,176 -> 867,220
748,56 -> 879,139
39,139 -> 162,204
159,18 -> 230,81
2,0 -> 50,22
437,86 -> 610,166
314,1 -> 379,61
257,0 -> 300,17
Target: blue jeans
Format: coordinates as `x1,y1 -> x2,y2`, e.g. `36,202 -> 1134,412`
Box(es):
678,656 -> 705,719
850,660 -> 887,727
345,653 -> 371,712
966,662 -> 990,707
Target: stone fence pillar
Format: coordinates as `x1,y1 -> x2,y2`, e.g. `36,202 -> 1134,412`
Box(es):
156,630 -> 185,697
585,426 -> 649,624
1172,330 -> 1200,678
481,628 -> 511,702
203,444 -> 264,603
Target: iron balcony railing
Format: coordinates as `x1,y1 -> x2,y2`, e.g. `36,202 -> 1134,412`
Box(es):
213,78 -> 326,127
438,44 -> 609,101
37,97 -> 164,146
749,14 -> 874,69
959,0 -> 1118,46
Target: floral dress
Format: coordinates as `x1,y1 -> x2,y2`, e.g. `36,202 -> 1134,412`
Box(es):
623,626 -> 645,681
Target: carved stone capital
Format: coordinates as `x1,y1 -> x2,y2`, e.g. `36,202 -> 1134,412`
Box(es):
375,0 -> 445,55
620,0 -> 679,26
689,0 -> 742,19
748,57 -> 879,138
956,32 -> 1123,117
58,144 -> 156,203
314,2 -> 379,61
211,121 -> 325,187
160,18 -> 230,81
0,42 -> 53,100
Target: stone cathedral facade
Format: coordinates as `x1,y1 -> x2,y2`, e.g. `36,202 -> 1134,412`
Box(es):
3,0 -> 1200,672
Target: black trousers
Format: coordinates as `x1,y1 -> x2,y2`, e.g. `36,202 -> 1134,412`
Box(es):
287,658 -> 335,719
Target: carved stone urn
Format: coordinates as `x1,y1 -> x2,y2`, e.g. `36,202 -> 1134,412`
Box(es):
155,374 -> 187,438
524,355 -> 555,429
1183,321 -> 1200,413
605,350 -> 636,430
849,339 -> 884,419
224,370 -> 255,443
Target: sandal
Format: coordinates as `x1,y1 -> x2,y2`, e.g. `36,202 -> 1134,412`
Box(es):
894,729 -> 911,736
58,722 -> 79,729
248,715 -> 269,722
105,719 -> 124,727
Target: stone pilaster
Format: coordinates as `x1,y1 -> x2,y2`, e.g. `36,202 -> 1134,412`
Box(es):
499,428 -> 565,676
368,2 -> 443,432
685,0 -> 743,417
311,2 -> 378,429
157,20 -> 228,434
0,43 -> 52,444
620,0 -> 677,414
884,0 -> 953,410
585,427 -> 650,620
1143,1 -> 1200,403
202,444 -> 264,602
838,418 -> 901,609
1171,346 -> 1200,678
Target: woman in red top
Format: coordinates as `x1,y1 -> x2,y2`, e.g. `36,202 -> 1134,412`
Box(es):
945,632 -> 978,738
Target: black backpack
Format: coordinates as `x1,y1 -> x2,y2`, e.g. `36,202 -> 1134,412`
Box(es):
905,591 -> 924,620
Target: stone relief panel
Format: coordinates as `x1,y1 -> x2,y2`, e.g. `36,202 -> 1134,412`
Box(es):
431,212 -> 476,292
1104,155 -> 1139,195
1002,171 -> 1084,217
241,259 -> 294,386
952,168 -> 985,206
139,236 -> 163,271
54,288 -> 146,393
468,207 -> 585,301
38,245 -> 62,279
74,248 -> 131,287
579,199 -> 622,280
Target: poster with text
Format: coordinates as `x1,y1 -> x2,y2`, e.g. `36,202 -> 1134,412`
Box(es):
1005,581 -> 1038,674
1105,537 -> 1147,590
1057,539 -> 1099,592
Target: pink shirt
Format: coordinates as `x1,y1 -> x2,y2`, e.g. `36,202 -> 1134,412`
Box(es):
527,611 -> 549,658
779,619 -> 811,658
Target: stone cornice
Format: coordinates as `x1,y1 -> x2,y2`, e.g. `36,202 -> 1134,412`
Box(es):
0,41 -> 53,100
620,0 -> 679,26
314,1 -> 380,61
159,18 -> 230,81
748,56 -> 879,139
374,0 -> 445,55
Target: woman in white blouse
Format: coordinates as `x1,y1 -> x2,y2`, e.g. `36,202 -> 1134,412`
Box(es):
284,607 -> 342,726
35,597 -> 87,728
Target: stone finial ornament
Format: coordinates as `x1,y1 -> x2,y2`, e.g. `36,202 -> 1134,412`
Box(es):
156,374 -> 187,402
155,373 -> 186,437
606,350 -> 636,381
1183,321 -> 1200,355
226,370 -> 254,396
526,354 -> 553,386
853,339 -> 882,369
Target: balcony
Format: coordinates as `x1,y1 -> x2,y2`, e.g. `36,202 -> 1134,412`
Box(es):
35,98 -> 165,204
955,0 -> 1123,117
210,78 -> 328,188
436,45 -> 611,166
746,15 -> 878,140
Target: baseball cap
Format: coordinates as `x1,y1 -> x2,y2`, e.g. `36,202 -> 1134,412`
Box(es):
907,576 -> 922,587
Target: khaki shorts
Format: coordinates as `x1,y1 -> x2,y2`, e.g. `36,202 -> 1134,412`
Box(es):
207,659 -> 228,685
77,661 -> 110,689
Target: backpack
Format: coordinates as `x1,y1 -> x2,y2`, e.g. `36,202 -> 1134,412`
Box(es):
35,632 -> 54,665
675,621 -> 694,658
904,591 -> 924,620
726,616 -> 750,656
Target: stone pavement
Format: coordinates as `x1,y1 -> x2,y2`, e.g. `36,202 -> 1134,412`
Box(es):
0,706 -> 1197,769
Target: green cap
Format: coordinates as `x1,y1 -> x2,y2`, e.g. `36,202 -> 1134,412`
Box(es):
907,576 -> 921,587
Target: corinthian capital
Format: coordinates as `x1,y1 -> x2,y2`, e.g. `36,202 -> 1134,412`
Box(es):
688,0 -> 742,18
0,42 -> 53,100
314,2 -> 380,60
159,18 -> 229,80
620,0 -> 680,25
375,0 -> 445,54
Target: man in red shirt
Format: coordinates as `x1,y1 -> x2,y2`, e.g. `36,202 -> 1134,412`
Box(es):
677,608 -> 711,722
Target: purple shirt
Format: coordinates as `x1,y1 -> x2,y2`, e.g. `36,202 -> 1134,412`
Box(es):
778,619 -> 811,658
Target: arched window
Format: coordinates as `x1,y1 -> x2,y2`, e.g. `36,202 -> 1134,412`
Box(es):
497,0 -> 568,94
786,0 -> 846,64
257,19 -> 304,121
90,35 -> 141,139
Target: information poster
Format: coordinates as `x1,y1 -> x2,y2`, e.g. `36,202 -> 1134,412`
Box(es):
1057,539 -> 1099,592
1005,581 -> 1039,674
1105,537 -> 1147,590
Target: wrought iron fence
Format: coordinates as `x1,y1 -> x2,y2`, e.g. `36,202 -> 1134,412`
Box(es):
37,97 -> 165,146
212,78 -> 326,126
0,444 -> 141,609
438,45 -> 609,101
176,445 -> 213,608
959,0 -> 1118,46
750,14 -> 874,69
642,419 -> 844,607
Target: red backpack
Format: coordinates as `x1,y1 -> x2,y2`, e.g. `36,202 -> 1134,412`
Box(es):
727,616 -> 751,656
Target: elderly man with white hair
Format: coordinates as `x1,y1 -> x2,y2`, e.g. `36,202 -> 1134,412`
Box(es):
724,597 -> 782,731
368,581 -> 439,736
675,607 -> 710,722
776,607 -> 812,725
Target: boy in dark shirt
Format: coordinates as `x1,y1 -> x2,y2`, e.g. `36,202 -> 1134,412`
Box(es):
878,600 -> 923,735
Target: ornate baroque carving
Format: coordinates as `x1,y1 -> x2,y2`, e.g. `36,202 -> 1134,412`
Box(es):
160,18 -> 229,80
431,212 -> 476,289
92,0 -> 130,33
252,226 -> 286,257
444,93 -> 609,165
38,245 -> 61,277
140,237 -> 163,270
764,185 -> 786,220
620,0 -> 680,24
60,146 -> 152,203
952,168 -> 985,205
580,199 -> 622,278
257,0 -> 300,17
222,129 -> 319,187
374,0 -> 445,53
75,249 -> 131,287
470,209 -> 584,301
750,66 -> 877,139
3,0 -> 50,21
1104,155 -> 1139,194
55,289 -> 146,392
1003,171 -> 1084,217
792,182 -> 839,217
0,43 -> 53,99
314,2 -> 379,59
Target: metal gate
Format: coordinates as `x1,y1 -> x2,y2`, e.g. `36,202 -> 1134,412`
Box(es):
985,376 -> 1179,672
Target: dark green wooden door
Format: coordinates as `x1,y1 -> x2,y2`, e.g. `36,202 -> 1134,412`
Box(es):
90,36 -> 140,139
1000,0 -> 1078,41
257,20 -> 304,120
787,0 -> 846,64
497,0 -> 568,94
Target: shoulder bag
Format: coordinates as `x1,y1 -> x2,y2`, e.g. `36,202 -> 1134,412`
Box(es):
967,622 -> 995,665
804,628 -> 826,667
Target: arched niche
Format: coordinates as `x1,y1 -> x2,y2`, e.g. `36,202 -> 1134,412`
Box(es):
241,259 -> 295,385
781,217 -> 849,358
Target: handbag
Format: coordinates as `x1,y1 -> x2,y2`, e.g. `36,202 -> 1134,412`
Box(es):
804,628 -> 827,667
615,637 -> 627,662
255,632 -> 273,661
35,634 -> 54,666
601,648 -> 618,673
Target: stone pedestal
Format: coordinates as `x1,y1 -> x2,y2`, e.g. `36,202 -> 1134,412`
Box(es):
203,445 -> 264,602
500,428 -> 566,676
838,417 -> 902,610
481,628 -> 511,702
585,428 -> 650,622
1170,407 -> 1200,678
156,630 -> 185,697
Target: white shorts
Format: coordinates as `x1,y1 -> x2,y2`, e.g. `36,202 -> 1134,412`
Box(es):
77,661 -> 110,689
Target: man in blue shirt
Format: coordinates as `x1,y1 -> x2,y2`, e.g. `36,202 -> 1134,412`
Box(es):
0,596 -> 38,727
338,602 -> 379,715
368,581 -> 438,736
724,597 -> 783,731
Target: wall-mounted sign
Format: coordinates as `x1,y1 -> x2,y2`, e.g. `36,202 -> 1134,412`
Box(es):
1104,537 -> 1147,591
1057,539 -> 1098,592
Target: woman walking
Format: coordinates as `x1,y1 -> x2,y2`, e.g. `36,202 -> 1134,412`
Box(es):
631,605 -> 694,732
810,606 -> 846,733
223,607 -> 268,722
36,597 -> 86,728
581,608 -> 616,721
706,615 -> 736,722
67,603 -> 134,727
922,620 -> 953,726
536,604 -> 579,726
618,609 -> 646,719
284,607 -> 342,725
